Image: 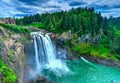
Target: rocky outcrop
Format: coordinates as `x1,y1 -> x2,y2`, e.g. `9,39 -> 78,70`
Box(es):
79,29 -> 103,43
0,18 -> 15,25
58,30 -> 71,40
0,26 -> 52,83
79,33 -> 102,43
0,26 -> 26,83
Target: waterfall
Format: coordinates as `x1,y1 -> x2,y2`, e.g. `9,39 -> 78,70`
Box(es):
31,32 -> 69,75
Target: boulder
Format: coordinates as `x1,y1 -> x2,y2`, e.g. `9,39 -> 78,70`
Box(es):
58,30 -> 71,40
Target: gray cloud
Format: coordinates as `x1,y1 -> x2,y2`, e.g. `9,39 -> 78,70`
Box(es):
69,1 -> 86,6
18,0 -> 50,5
0,0 -> 120,18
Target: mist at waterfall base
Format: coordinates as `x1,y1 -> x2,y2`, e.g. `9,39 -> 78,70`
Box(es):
29,32 -> 120,83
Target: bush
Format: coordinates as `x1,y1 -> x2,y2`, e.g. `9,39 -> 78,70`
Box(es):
0,24 -> 30,33
0,38 -> 3,43
90,44 -> 110,58
71,43 -> 91,55
7,50 -> 14,60
19,36 -> 31,44
0,59 -> 16,83
71,43 -> 115,60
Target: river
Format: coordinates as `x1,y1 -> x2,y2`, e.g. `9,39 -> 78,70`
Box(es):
42,58 -> 120,83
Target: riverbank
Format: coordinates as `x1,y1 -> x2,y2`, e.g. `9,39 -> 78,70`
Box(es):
54,35 -> 120,69
81,55 -> 120,68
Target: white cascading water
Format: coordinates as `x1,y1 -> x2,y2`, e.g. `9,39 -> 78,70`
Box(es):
31,32 -> 69,75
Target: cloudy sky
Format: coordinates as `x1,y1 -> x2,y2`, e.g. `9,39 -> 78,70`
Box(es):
0,0 -> 120,18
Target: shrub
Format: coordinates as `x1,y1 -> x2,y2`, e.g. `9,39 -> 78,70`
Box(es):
0,24 -> 30,33
7,50 -> 14,60
19,36 -> 31,44
90,44 -> 110,58
0,59 -> 16,83
71,42 -> 91,55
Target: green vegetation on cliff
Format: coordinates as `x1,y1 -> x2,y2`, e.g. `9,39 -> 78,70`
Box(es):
0,59 -> 16,83
71,42 -> 119,61
0,25 -> 30,83
108,17 -> 120,30
0,24 -> 30,33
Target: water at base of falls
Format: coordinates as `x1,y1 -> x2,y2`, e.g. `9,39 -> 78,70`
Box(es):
42,58 -> 120,83
31,32 -> 69,75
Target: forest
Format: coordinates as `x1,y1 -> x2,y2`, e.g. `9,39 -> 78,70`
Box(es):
15,7 -> 120,61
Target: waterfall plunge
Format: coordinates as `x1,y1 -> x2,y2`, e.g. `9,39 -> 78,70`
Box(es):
31,32 -> 69,75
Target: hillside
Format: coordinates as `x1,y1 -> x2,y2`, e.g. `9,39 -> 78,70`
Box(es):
108,17 -> 120,30
15,7 -> 120,62
16,7 -> 106,34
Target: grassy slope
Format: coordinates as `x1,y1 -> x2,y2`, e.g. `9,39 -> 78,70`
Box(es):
65,35 -> 120,62
0,24 -> 30,33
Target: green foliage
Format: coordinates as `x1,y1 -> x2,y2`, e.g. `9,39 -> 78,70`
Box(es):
15,7 -> 120,61
15,7 -> 104,35
65,41 -> 72,47
71,43 -> 91,55
102,25 -> 120,54
0,59 -> 16,83
71,42 -> 119,61
7,50 -> 14,60
19,36 -> 31,44
0,24 -> 30,33
0,38 -> 3,43
27,22 -> 44,29
108,17 -> 120,30
90,44 -> 110,58
19,36 -> 26,42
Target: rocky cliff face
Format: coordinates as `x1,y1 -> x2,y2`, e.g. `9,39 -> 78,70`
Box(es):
0,26 -> 53,83
0,18 -> 15,25
0,26 -> 27,83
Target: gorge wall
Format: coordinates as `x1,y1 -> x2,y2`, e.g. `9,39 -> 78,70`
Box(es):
0,26 -> 54,83
0,26 -> 28,83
